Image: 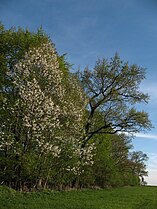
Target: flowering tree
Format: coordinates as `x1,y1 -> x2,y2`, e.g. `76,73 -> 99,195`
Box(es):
0,31 -> 95,189
0,24 -> 149,190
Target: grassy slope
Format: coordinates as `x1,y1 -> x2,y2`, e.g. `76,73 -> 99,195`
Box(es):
0,186 -> 157,209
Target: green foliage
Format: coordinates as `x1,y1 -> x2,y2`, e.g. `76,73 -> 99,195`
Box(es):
79,133 -> 147,188
0,23 -> 150,191
0,23 -> 51,190
76,54 -> 152,144
0,23 -> 89,191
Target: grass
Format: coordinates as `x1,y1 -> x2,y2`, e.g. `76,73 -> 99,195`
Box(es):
0,186 -> 157,209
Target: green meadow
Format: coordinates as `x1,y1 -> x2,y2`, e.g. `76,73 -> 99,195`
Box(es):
1,186 -> 157,209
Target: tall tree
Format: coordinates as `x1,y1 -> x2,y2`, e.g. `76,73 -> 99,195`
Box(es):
0,24 -> 94,190
76,54 -> 152,146
0,23 -> 50,189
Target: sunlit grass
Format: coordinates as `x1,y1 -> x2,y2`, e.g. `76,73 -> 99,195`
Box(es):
1,186 -> 157,209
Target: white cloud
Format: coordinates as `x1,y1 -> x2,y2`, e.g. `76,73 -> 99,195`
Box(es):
135,133 -> 157,140
119,132 -> 157,141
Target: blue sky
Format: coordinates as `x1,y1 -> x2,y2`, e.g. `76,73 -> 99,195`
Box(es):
1,0 -> 157,185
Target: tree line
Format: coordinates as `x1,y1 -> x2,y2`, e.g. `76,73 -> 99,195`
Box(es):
0,23 -> 152,191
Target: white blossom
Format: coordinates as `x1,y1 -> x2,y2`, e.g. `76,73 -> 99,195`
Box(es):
1,40 -> 96,172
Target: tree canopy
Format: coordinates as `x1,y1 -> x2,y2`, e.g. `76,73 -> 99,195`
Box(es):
76,54 -> 152,145
0,23 -> 151,190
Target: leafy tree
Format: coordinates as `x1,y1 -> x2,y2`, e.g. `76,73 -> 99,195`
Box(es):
129,151 -> 148,185
76,54 -> 152,146
92,134 -> 115,188
80,133 -> 148,187
0,23 -> 50,189
0,24 -> 94,190
109,134 -> 138,186
0,23 -> 150,190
